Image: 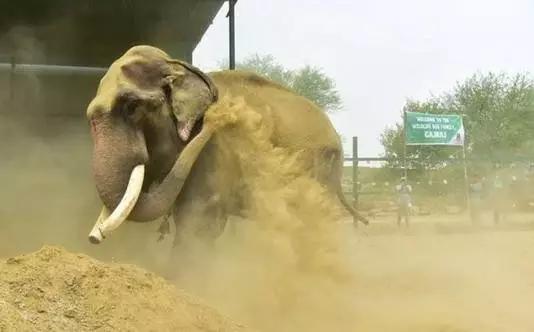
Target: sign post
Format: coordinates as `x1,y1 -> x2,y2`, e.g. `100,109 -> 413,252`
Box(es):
404,111 -> 469,214
403,111 -> 408,179
461,137 -> 471,217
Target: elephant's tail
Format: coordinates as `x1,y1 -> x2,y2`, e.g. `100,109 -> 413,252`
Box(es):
331,149 -> 369,226
337,183 -> 369,225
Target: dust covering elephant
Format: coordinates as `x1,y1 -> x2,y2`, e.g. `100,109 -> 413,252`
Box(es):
86,45 -> 367,244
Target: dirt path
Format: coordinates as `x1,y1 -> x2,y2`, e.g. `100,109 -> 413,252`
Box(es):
345,225 -> 534,332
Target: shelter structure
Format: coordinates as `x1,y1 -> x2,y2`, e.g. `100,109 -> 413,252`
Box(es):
0,0 -> 234,116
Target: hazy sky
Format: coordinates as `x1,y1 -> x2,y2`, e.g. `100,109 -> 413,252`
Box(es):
194,0 -> 534,156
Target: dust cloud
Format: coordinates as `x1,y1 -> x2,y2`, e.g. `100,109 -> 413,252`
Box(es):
169,96 -> 357,332
164,96 -> 534,332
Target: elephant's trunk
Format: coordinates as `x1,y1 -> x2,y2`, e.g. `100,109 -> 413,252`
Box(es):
89,121 -> 216,243
91,115 -> 148,213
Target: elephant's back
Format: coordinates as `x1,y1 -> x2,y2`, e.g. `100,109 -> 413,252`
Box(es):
209,70 -> 341,151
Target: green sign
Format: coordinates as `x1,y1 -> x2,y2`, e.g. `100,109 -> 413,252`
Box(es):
405,112 -> 465,146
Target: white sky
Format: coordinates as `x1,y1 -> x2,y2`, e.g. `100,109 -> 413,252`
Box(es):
194,0 -> 534,156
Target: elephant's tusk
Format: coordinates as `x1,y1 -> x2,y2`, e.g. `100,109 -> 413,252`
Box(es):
88,164 -> 145,244
88,206 -> 110,243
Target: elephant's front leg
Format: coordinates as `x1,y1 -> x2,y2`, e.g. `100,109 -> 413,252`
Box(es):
171,194 -> 228,247
157,212 -> 173,242
195,194 -> 228,241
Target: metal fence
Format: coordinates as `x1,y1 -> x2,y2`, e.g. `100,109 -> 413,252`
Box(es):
345,136 -> 534,224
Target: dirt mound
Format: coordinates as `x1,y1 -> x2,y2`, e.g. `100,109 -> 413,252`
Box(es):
0,245 -> 251,332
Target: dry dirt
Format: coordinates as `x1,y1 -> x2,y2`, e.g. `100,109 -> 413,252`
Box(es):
0,245 -> 251,332
346,223 -> 534,332
153,217 -> 534,332
3,223 -> 533,332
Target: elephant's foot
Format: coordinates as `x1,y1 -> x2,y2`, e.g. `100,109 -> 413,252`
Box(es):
157,213 -> 172,242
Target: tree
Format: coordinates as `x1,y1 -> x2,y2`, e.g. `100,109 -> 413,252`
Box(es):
381,72 -> 534,168
220,54 -> 342,112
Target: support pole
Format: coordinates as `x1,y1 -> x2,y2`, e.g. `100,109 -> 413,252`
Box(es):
462,141 -> 471,222
352,136 -> 359,226
403,110 -> 408,179
9,56 -> 15,109
228,0 -> 236,70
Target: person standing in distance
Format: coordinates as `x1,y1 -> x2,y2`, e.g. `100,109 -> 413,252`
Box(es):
396,177 -> 412,227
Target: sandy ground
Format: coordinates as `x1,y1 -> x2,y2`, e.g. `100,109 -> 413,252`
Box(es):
1,212 -> 534,331
126,215 -> 533,332
343,215 -> 534,332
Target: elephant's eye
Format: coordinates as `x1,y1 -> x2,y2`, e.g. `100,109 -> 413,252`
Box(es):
124,104 -> 137,116
122,98 -> 142,117
115,91 -> 138,114
162,83 -> 172,104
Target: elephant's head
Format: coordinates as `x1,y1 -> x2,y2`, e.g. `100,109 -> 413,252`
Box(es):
86,45 -> 218,243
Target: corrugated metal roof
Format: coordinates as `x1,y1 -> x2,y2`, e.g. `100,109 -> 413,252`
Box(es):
0,0 -> 225,66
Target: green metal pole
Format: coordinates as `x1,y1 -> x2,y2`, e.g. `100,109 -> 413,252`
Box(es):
403,110 -> 408,179
352,136 -> 359,226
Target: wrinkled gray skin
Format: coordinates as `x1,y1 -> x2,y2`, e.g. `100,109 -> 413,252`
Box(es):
87,45 -> 367,244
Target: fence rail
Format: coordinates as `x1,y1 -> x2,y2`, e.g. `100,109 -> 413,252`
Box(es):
0,62 -> 107,76
344,156 -> 534,163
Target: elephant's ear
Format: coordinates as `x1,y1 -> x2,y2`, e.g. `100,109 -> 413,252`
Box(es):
167,59 -> 218,102
164,59 -> 219,141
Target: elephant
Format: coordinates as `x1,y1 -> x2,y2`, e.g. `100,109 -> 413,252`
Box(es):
86,45 -> 368,245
